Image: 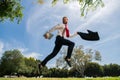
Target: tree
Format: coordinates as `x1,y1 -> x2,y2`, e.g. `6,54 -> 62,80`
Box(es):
0,49 -> 41,77
94,50 -> 101,61
56,46 -> 102,77
0,0 -> 23,23
47,68 -> 69,77
85,62 -> 103,77
23,57 -> 39,77
0,49 -> 25,76
38,0 -> 104,16
0,59 -> 2,76
71,46 -> 92,77
69,68 -> 80,77
103,64 -> 120,76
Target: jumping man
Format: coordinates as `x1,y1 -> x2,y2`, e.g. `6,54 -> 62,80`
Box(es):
39,16 -> 78,69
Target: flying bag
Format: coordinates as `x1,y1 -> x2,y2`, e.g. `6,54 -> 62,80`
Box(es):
77,30 -> 100,41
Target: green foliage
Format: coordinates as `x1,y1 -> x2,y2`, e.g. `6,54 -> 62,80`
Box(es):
56,46 -> 102,77
85,62 -> 104,77
21,57 -> 39,77
0,0 -> 23,23
0,49 -> 40,77
52,0 -> 58,6
48,68 -> 69,77
0,49 -> 24,75
71,46 -> 102,77
103,64 -> 120,76
51,0 -> 104,16
0,49 -> 120,77
37,0 -> 44,4
94,51 -> 101,61
0,77 -> 120,80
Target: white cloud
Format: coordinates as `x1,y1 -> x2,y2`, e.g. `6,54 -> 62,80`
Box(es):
26,0 -> 120,37
95,34 -> 120,47
0,40 -> 29,58
24,52 -> 43,59
72,0 -> 120,49
18,48 -> 28,53
0,41 -> 42,59
25,0 -> 120,66
0,41 -> 4,54
4,39 -> 25,51
75,0 -> 120,31
26,1 -> 85,52
26,1 -> 83,37
17,47 -> 43,60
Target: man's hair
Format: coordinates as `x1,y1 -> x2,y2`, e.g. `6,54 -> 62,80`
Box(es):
62,16 -> 68,24
63,16 -> 67,20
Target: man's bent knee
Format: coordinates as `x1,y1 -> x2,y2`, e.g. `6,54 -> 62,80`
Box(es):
71,42 -> 75,47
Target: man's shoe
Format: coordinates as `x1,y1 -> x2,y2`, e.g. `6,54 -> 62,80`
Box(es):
64,58 -> 71,67
38,63 -> 44,75
38,63 -> 43,71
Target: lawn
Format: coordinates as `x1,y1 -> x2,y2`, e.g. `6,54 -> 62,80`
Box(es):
0,77 -> 120,80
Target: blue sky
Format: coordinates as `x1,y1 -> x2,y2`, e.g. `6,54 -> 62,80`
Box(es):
0,0 -> 120,68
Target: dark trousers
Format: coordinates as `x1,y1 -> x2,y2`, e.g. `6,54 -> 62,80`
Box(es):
41,36 -> 75,66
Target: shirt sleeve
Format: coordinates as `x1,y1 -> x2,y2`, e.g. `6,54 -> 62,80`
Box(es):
69,32 -> 78,38
48,24 -> 61,33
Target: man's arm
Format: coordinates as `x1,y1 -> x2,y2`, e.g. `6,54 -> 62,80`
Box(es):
69,32 -> 78,38
48,24 -> 61,33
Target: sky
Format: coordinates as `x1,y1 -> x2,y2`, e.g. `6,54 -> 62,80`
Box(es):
0,0 -> 120,68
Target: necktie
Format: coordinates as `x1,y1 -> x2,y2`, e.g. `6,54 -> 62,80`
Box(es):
65,24 -> 70,37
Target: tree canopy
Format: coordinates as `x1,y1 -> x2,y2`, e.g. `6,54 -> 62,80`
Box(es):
56,46 -> 102,77
38,0 -> 104,16
0,49 -> 120,77
0,49 -> 24,75
0,0 -> 23,23
0,0 -> 104,23
85,62 -> 103,77
0,49 -> 40,77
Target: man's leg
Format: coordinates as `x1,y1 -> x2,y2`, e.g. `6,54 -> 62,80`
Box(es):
60,38 -> 75,67
61,38 -> 75,59
41,44 -> 62,66
41,38 -> 62,66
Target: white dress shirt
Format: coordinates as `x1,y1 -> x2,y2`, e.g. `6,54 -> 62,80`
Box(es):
48,24 -> 77,38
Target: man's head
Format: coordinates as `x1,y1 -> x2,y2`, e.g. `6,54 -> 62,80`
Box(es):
63,16 -> 68,24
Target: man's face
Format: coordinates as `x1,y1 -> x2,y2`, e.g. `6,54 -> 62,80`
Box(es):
63,17 -> 68,24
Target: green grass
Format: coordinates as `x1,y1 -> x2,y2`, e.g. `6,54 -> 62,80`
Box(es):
0,77 -> 120,80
